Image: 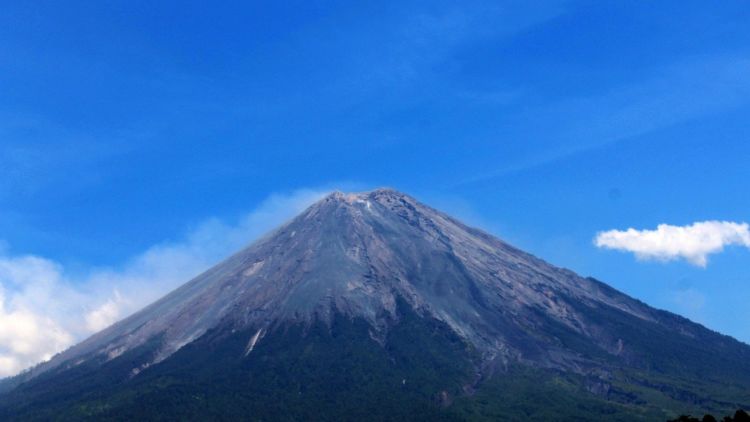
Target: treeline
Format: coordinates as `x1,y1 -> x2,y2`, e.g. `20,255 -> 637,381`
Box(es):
669,409 -> 750,422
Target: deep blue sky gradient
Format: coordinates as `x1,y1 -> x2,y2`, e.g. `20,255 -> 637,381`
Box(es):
2,1 -> 749,340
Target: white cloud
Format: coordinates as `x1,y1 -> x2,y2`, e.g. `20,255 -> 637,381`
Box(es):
0,256 -> 78,377
595,221 -> 750,267
84,291 -> 127,333
0,188 -> 328,378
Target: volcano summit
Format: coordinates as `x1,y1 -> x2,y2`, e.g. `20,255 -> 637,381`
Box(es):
1,189 -> 749,420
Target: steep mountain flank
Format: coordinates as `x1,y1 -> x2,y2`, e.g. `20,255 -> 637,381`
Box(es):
2,189 -> 749,420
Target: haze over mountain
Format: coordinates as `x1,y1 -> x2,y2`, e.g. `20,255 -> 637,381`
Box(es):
1,189 -> 748,421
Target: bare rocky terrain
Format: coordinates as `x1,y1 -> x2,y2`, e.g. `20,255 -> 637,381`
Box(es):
2,188 -> 749,421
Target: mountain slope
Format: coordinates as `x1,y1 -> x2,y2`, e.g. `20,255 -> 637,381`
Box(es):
1,188 -> 749,420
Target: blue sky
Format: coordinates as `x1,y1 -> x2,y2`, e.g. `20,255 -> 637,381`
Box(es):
1,1 -> 750,375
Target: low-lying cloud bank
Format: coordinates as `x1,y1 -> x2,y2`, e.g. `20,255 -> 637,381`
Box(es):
0,189 -> 327,378
595,221 -> 750,267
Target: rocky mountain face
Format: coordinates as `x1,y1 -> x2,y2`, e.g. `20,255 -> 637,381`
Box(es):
1,189 -> 749,421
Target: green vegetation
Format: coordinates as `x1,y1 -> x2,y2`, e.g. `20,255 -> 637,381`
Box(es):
1,299 -> 749,421
668,409 -> 750,422
450,366 -> 664,421
0,302 -> 474,421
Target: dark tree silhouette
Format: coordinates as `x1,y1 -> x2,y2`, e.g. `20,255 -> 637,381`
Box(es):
734,409 -> 750,422
669,410 -> 748,422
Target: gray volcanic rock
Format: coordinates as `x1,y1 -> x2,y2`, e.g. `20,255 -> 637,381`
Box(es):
26,189 -> 732,374
4,188 -> 750,420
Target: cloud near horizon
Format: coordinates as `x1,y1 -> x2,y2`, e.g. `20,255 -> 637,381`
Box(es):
595,221 -> 750,267
0,188 -> 328,378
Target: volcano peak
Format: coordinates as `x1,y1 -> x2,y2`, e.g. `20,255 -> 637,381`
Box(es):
5,189 -> 750,420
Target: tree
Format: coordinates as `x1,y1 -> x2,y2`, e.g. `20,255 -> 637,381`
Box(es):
669,410 -> 750,422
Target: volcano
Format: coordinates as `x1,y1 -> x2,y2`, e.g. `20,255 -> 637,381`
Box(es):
1,189 -> 749,421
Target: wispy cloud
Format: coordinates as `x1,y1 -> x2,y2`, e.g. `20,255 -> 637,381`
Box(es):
672,288 -> 707,313
669,286 -> 709,327
595,221 -> 750,267
455,56 -> 750,186
0,188 -> 328,378
0,256 -> 76,377
0,116 -> 140,202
